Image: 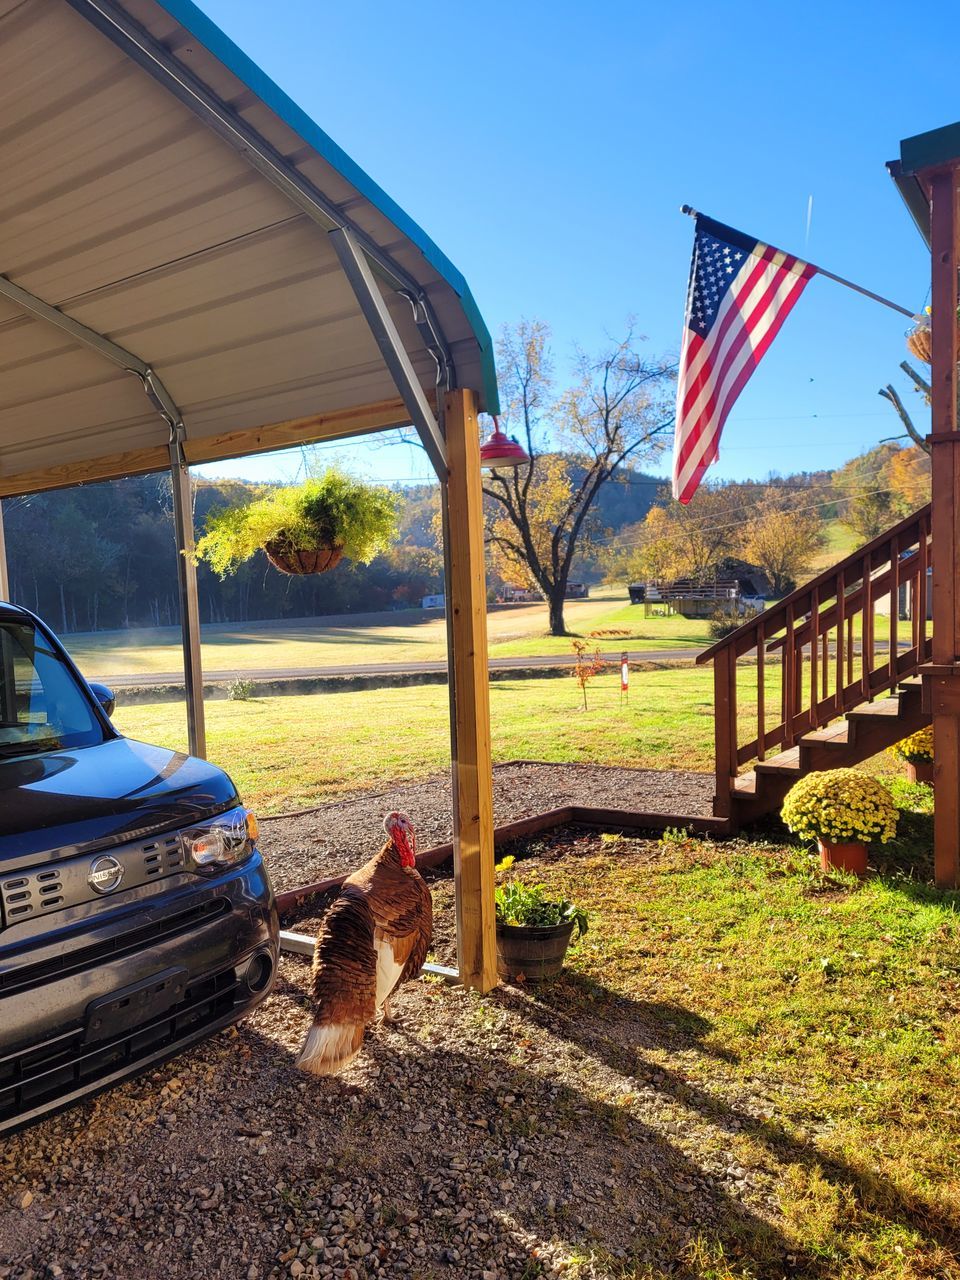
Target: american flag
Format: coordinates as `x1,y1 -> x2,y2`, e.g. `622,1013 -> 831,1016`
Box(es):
672,214 -> 816,505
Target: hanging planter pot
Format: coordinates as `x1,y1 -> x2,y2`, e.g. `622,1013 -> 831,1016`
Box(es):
906,322 -> 933,364
262,540 -> 344,576
906,315 -> 960,365
194,470 -> 398,579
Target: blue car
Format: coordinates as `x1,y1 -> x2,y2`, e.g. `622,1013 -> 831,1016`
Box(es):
0,603 -> 278,1134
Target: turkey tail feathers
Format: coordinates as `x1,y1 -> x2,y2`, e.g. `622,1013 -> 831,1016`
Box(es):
296,1018 -> 365,1076
295,889 -> 378,1076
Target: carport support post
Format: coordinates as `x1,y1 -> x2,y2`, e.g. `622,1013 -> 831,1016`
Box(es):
443,388 -> 497,991
0,500 -> 8,600
169,429 -> 206,759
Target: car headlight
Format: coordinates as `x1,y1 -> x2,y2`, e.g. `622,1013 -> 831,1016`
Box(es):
183,806 -> 259,873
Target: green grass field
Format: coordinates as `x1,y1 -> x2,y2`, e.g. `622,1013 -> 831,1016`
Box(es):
111,659 -> 860,813
64,589 -> 711,680
527,821 -> 959,1279
111,664 -> 717,811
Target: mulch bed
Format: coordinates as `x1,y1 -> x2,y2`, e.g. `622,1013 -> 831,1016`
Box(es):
0,830 -> 786,1280
260,762 -> 713,894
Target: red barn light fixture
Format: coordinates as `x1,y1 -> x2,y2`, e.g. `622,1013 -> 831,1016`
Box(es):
479,417 -> 529,469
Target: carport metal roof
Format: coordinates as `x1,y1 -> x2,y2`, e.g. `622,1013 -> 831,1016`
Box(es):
0,0 -> 499,496
0,0 -> 503,991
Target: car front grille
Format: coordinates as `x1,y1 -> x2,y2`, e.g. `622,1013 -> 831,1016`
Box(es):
0,832 -> 185,927
0,965 -> 242,1126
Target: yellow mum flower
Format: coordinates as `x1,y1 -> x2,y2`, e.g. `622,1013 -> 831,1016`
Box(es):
781,769 -> 899,845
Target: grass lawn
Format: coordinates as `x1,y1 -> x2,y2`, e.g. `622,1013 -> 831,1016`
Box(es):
63,590 -> 711,681
506,810 -> 959,1278
112,662 -> 747,812
112,653 -> 912,815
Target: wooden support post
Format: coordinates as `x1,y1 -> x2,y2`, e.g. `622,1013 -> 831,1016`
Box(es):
169,432 -> 206,760
927,166 -> 960,889
713,647 -> 736,819
442,388 -> 497,991
0,500 -> 9,600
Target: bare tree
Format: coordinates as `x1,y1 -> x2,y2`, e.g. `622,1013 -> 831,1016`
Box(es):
879,361 -> 931,455
484,321 -> 675,635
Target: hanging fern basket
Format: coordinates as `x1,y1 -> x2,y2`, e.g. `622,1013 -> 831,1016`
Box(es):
262,540 -> 344,576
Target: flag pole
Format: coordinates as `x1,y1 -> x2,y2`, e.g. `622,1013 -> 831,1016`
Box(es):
680,205 -> 916,320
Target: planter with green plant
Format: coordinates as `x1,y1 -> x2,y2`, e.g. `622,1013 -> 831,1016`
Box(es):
780,768 -> 898,876
194,469 -> 398,577
889,726 -> 934,785
494,859 -> 588,982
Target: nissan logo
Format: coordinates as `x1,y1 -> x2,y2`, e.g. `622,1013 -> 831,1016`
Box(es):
88,855 -> 124,895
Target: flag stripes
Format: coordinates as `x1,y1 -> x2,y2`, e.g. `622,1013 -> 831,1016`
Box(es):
672,218 -> 815,505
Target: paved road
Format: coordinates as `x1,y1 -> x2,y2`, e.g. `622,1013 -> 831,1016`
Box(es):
100,647 -> 707,689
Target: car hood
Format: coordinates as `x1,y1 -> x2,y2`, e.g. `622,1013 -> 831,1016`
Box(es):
0,737 -> 238,863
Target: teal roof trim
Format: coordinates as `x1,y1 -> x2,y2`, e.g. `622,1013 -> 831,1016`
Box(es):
156,0 -> 499,413
900,121 -> 960,177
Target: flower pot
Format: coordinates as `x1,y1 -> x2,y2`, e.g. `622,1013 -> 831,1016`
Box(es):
906,759 -> 934,785
817,838 -> 868,877
906,324 -> 960,365
495,921 -> 576,983
263,541 -> 344,575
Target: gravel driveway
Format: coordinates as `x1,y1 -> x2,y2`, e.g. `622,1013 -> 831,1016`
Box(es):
0,834 -> 786,1280
259,763 -> 713,892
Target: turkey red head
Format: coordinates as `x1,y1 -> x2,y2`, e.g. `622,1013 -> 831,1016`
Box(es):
383,811 -> 417,869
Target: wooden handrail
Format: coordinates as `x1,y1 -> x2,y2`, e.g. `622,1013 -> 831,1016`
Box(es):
697,503 -> 933,811
696,503 -> 932,665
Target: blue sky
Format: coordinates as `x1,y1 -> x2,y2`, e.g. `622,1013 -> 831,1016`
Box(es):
192,0 -> 960,490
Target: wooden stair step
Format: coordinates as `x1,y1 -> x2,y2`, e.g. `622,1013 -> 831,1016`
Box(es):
846,698 -> 902,721
755,746 -> 801,776
802,720 -> 850,747
899,676 -> 922,690
733,771 -> 757,796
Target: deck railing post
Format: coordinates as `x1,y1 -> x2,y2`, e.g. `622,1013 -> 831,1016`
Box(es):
713,647 -> 736,819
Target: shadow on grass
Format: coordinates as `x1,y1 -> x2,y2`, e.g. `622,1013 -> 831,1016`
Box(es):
494,971 -> 960,1271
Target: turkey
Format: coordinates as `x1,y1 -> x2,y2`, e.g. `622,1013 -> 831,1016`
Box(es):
296,811 -> 433,1075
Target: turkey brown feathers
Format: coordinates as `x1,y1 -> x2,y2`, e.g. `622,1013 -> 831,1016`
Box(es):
296,814 -> 432,1076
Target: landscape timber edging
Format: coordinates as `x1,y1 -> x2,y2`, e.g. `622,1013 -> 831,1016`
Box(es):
274,804 -> 731,914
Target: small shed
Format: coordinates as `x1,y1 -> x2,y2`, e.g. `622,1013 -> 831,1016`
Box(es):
0,0 -> 500,986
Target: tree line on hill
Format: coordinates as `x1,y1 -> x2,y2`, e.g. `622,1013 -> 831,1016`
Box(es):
0,306 -> 932,634
599,441 -> 932,596
0,453 -> 659,634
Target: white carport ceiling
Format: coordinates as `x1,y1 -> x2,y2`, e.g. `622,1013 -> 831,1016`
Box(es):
0,0 -> 498,494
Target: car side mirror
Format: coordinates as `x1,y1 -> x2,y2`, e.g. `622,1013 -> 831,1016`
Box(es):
88,682 -> 116,718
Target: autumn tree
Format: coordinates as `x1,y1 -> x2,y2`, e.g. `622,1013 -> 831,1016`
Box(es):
833,443 -> 900,540
883,444 -> 931,517
483,321 -> 675,635
737,496 -> 826,595
602,484 -> 743,585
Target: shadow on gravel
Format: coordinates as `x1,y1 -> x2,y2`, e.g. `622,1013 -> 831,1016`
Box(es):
241,1012 -> 808,1280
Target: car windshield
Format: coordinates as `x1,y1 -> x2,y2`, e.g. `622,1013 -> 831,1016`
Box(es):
0,620 -> 107,758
